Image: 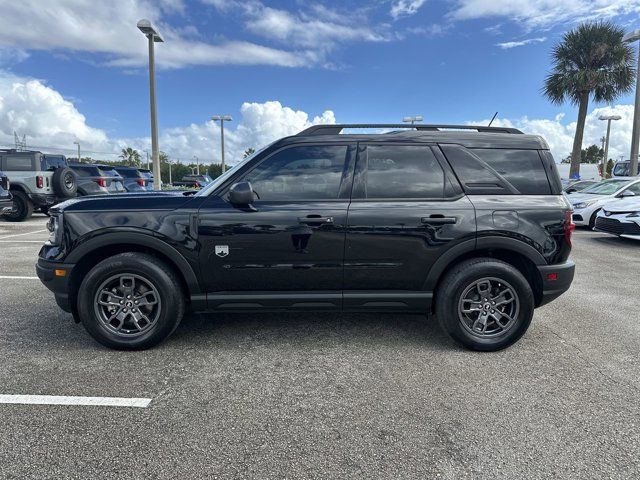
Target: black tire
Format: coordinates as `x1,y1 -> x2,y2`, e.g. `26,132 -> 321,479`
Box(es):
4,190 -> 33,222
52,167 -> 77,198
435,258 -> 534,352
77,253 -> 185,350
588,209 -> 600,229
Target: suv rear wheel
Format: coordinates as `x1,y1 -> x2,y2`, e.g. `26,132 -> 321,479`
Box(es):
435,258 -> 534,351
4,190 -> 33,222
77,253 -> 185,350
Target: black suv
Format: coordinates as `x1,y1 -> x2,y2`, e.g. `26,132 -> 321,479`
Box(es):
37,124 -> 575,351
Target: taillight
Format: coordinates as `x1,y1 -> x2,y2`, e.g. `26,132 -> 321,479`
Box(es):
564,210 -> 575,246
195,182 -> 201,188
136,178 -> 145,187
93,178 -> 107,188
36,176 -> 43,189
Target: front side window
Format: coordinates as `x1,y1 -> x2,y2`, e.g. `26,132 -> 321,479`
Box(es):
363,146 -> 445,199
624,182 -> 640,195
244,145 -> 348,201
5,155 -> 32,171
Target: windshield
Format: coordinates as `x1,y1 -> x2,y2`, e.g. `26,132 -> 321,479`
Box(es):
613,162 -> 630,176
195,142 -> 275,197
581,179 -> 632,195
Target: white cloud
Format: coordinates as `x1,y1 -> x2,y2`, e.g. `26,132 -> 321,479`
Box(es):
0,71 -> 334,165
450,0 -> 640,29
496,37 -> 547,49
470,104 -> 636,162
0,0 -> 312,69
390,0 -> 429,19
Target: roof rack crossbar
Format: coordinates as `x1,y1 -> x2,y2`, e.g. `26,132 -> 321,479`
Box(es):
298,124 -> 523,136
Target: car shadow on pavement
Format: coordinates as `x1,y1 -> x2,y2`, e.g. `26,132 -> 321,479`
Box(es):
171,312 -> 456,352
590,235 -> 640,249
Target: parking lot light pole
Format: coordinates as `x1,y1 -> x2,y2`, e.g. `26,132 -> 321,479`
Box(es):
599,115 -> 621,179
402,115 -> 423,125
73,141 -> 80,162
212,115 -> 232,172
137,19 -> 164,190
623,29 -> 640,176
193,156 -> 199,175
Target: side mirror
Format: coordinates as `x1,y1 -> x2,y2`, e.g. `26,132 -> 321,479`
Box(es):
618,190 -> 636,198
228,181 -> 256,208
565,188 -> 577,194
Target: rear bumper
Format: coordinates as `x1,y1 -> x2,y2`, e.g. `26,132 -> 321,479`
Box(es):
536,260 -> 575,307
36,258 -> 75,312
28,193 -> 57,207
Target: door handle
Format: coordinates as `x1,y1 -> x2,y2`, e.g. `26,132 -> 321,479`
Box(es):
298,215 -> 334,225
421,215 -> 457,225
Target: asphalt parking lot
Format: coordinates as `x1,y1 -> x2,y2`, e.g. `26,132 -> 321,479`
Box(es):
0,215 -> 639,479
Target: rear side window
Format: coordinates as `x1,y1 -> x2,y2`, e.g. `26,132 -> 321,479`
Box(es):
5,155 -> 32,171
471,149 -> 551,195
41,155 -> 67,171
362,146 -> 445,199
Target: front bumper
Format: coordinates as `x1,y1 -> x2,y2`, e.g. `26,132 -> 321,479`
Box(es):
537,260 -> 575,307
594,215 -> 640,240
0,197 -> 12,214
571,210 -> 590,226
36,258 -> 75,312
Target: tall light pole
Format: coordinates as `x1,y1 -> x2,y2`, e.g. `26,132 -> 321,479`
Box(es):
73,141 -> 80,162
623,28 -> 640,176
193,155 -> 199,175
599,115 -> 621,179
137,19 -> 164,190
212,115 -> 232,172
403,115 -> 423,125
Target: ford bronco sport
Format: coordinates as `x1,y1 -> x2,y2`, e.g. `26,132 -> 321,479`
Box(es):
1,150 -> 77,221
37,124 -> 575,351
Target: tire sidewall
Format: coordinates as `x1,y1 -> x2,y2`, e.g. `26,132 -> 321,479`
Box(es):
4,191 -> 32,221
78,254 -> 183,350
52,167 -> 78,198
437,261 -> 534,351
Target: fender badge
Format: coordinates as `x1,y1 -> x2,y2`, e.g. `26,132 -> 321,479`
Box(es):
215,245 -> 229,257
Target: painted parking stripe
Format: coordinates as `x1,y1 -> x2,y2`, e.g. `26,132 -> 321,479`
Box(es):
0,275 -> 39,280
0,394 -> 152,408
0,240 -> 45,243
0,229 -> 47,240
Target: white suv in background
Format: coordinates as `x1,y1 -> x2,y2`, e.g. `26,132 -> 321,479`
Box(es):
566,178 -> 640,228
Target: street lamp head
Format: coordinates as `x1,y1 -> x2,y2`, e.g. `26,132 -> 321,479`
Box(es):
403,115 -> 423,123
623,29 -> 640,43
212,115 -> 233,122
137,19 -> 164,42
599,115 -> 622,121
73,141 -> 79,145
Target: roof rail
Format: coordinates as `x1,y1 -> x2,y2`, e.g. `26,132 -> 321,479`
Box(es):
297,124 -> 523,136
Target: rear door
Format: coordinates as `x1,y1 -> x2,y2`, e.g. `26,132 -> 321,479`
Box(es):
343,143 -> 476,310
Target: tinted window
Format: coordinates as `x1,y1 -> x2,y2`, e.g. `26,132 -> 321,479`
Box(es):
613,162 -> 630,176
471,149 -> 551,195
363,146 -> 445,198
70,165 -> 99,177
625,182 -> 640,195
5,155 -> 32,171
115,168 -> 141,178
439,145 -> 511,195
41,155 -> 67,170
244,145 -> 348,201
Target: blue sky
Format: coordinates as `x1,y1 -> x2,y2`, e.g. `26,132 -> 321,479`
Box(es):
1,0 -> 640,163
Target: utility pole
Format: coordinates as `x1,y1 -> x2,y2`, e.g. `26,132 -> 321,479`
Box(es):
212,115 -> 232,172
73,141 -> 81,162
193,155 -> 199,175
599,115 -> 621,180
138,19 -> 164,190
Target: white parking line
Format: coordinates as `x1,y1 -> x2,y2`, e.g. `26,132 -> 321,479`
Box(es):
0,240 -> 45,243
0,275 -> 39,280
0,229 -> 47,240
0,394 -> 152,408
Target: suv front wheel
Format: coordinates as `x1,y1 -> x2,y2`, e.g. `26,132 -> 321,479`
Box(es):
77,253 -> 185,350
4,190 -> 33,222
435,258 -> 534,351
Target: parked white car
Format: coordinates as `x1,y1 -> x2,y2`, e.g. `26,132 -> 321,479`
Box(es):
566,178 -> 640,228
595,196 -> 640,240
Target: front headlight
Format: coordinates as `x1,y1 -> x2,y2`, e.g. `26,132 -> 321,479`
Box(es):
46,214 -> 62,245
573,201 -> 596,209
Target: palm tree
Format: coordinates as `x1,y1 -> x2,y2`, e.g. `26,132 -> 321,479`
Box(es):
119,147 -> 141,167
544,22 -> 635,178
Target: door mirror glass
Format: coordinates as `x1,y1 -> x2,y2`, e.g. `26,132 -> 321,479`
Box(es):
228,180 -> 255,206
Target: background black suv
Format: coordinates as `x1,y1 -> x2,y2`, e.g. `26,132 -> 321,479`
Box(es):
37,124 -> 575,351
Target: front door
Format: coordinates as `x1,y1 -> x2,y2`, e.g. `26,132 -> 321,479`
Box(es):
343,144 -> 476,310
197,144 -> 356,309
